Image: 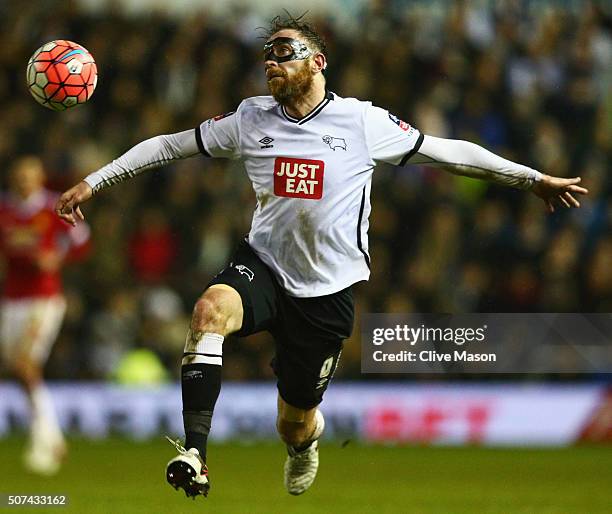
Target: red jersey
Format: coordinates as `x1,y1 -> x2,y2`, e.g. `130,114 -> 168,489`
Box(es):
0,189 -> 90,298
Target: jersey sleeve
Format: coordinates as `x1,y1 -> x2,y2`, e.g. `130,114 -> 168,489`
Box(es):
365,104 -> 424,166
408,135 -> 543,190
195,109 -> 241,160
83,130 -> 200,194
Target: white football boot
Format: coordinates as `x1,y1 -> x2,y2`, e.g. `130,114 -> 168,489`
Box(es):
23,436 -> 66,476
165,437 -> 210,498
284,409 -> 325,495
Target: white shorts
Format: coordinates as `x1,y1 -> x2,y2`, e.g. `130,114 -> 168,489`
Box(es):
0,296 -> 67,365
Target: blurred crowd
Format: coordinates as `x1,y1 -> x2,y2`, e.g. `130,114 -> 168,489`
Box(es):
0,1 -> 610,380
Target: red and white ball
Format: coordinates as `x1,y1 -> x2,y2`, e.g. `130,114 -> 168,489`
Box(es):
27,40 -> 97,111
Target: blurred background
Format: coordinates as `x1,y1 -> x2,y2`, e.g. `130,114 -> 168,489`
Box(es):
0,0 -> 611,448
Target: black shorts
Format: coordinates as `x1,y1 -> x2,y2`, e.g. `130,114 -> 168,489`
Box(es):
208,239 -> 354,409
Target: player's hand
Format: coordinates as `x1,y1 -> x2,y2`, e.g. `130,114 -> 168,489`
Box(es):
531,174 -> 589,213
55,181 -> 93,226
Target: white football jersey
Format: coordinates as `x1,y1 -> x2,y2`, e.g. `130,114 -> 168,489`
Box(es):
196,92 -> 423,297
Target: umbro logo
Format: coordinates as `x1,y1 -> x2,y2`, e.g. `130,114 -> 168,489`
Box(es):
259,136 -> 274,149
182,370 -> 202,380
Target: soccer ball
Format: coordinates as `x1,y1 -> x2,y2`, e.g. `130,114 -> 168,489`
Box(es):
26,40 -> 98,111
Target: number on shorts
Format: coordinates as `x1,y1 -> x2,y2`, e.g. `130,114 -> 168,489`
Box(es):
319,356 -> 334,378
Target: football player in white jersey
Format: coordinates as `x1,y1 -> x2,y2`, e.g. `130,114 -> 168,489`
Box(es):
55,14 -> 588,499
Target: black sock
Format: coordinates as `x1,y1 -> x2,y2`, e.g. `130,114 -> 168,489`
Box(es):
182,362 -> 222,463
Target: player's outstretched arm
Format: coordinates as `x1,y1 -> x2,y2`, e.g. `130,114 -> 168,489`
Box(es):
409,135 -> 588,211
55,129 -> 200,225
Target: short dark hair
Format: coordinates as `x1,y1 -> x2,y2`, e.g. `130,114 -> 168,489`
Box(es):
264,11 -> 327,60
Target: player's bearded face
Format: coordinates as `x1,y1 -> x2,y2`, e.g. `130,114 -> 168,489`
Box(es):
266,59 -> 314,105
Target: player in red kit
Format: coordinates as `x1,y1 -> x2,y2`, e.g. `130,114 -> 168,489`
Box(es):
0,156 -> 89,475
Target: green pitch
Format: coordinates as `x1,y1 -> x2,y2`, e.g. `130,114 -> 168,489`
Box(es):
0,438 -> 610,514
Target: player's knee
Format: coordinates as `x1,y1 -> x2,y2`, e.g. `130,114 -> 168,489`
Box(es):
11,357 -> 40,386
191,290 -> 240,336
192,295 -> 224,332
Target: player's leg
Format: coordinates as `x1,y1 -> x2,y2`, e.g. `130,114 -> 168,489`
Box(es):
277,394 -> 327,496
167,284 -> 243,498
167,240 -> 279,498
182,283 -> 243,459
272,286 -> 353,495
273,345 -> 341,495
276,396 -> 318,448
0,297 -> 67,475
